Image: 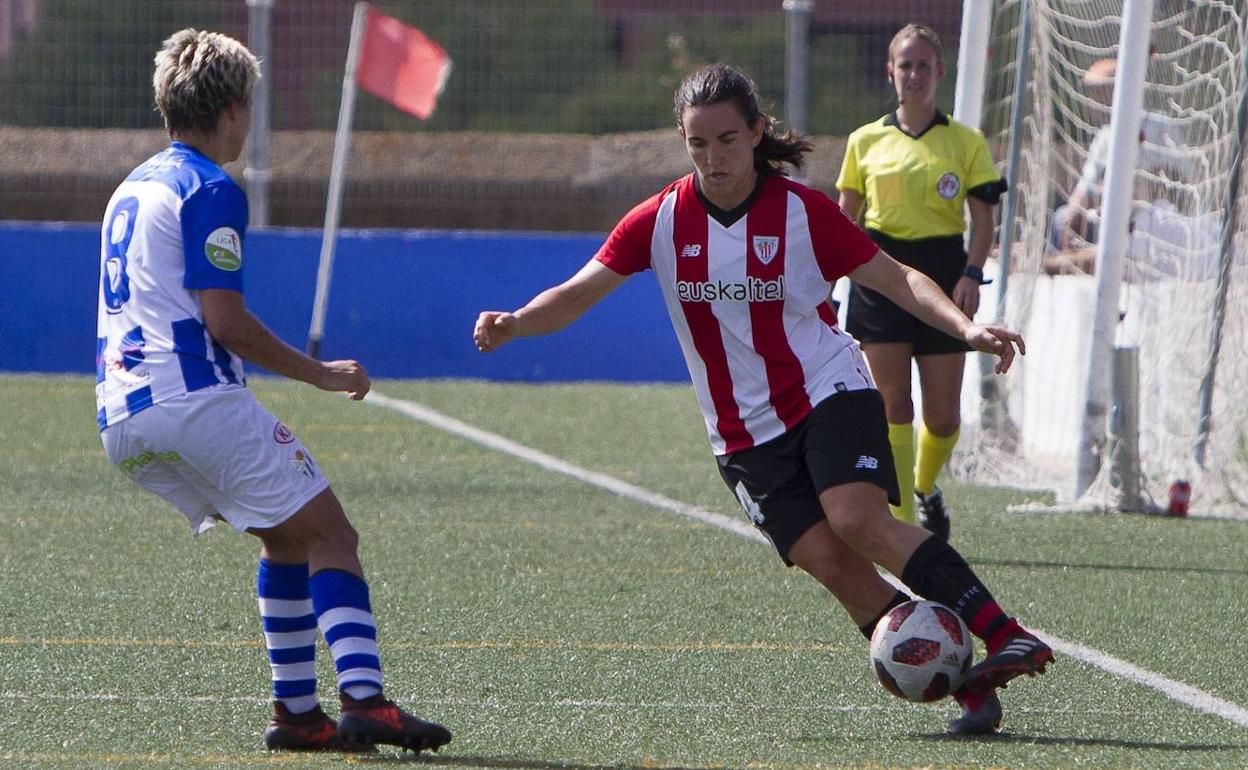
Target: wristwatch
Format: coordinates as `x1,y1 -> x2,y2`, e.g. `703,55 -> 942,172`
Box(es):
963,265 -> 991,285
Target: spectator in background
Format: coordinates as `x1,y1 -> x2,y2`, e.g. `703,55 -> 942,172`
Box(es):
1045,58 -> 1217,280
1051,57 -> 1188,252
1044,195 -> 1223,280
475,63 -> 1052,737
94,28 -> 451,755
836,24 -> 1007,540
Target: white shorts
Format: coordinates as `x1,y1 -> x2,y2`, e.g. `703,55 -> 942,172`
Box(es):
100,387 -> 331,535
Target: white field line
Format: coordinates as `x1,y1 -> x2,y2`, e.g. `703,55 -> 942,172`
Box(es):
367,390 -> 1248,729
366,392 -> 766,544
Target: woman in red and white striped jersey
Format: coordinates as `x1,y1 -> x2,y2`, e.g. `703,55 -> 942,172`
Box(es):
474,64 -> 1051,735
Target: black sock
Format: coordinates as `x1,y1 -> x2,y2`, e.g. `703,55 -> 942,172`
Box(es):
858,589 -> 911,640
899,535 -> 1004,635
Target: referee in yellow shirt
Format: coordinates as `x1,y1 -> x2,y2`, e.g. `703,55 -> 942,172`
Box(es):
836,23 -> 1006,540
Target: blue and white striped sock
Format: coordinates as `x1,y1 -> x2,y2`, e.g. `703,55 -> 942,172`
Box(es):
310,569 -> 383,700
257,560 -> 319,714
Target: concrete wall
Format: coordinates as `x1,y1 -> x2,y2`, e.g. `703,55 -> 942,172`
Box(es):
0,128 -> 849,231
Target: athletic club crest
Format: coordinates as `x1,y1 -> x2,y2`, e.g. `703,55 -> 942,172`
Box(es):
936,172 -> 961,200
752,235 -> 780,265
292,449 -> 318,479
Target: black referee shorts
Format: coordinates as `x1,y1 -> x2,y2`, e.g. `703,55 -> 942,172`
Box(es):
845,230 -> 973,355
715,389 -> 900,565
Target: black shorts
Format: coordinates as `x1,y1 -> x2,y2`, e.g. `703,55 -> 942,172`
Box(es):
715,389 -> 900,565
845,230 -> 973,355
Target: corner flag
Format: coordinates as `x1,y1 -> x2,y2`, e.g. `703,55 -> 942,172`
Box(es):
356,6 -> 453,120
308,2 -> 452,358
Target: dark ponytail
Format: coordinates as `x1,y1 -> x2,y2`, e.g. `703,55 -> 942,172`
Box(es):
674,64 -> 813,174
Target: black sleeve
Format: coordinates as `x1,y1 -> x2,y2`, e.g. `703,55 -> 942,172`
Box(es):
968,178 -> 1008,205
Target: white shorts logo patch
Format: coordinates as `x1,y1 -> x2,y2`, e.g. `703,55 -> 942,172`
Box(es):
855,455 -> 879,470
205,226 -> 242,271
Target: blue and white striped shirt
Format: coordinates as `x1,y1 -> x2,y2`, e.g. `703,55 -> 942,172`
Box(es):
96,142 -> 248,430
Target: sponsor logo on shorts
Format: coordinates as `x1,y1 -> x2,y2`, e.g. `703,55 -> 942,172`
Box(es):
119,450 -> 181,475
854,455 -> 879,470
676,275 -> 785,303
205,227 -> 242,271
292,449 -> 318,479
734,481 -> 765,525
936,172 -> 961,200
273,421 -> 295,444
679,244 -> 702,258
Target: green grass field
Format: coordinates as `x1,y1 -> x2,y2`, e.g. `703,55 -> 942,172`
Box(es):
1,374 -> 1245,769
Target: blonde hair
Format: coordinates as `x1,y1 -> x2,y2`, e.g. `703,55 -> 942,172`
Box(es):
153,28 -> 260,136
888,23 -> 944,66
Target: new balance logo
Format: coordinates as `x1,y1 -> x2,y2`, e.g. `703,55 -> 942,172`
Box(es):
854,455 -> 879,470
679,244 -> 702,258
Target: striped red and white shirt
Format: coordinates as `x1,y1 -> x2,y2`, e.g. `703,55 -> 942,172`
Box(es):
595,173 -> 880,455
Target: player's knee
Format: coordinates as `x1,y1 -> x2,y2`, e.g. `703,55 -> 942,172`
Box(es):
281,493 -> 360,556
823,507 -> 893,563
332,519 -> 360,553
883,399 -> 915,424
923,416 -> 960,437
878,389 -> 918,419
255,527 -> 303,561
822,507 -> 869,548
309,513 -> 358,554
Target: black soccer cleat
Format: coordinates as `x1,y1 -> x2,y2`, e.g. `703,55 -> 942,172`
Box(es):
337,693 -> 452,753
916,487 -> 951,541
947,689 -> 1003,736
960,630 -> 1054,693
264,702 -> 373,752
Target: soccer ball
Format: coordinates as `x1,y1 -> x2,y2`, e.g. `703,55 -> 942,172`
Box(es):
869,600 -> 973,702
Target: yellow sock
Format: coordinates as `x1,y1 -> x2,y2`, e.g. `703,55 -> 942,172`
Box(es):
916,424 -> 960,496
887,422 -> 916,522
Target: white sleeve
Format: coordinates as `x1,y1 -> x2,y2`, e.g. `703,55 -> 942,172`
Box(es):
1076,128 -> 1111,195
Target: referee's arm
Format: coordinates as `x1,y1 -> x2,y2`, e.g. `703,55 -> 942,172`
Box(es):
953,196 -> 995,317
837,190 -> 865,222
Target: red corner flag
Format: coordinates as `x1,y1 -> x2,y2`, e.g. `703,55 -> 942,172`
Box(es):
355,6 -> 452,120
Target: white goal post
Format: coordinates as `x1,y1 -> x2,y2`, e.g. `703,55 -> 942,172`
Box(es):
953,0 -> 1248,518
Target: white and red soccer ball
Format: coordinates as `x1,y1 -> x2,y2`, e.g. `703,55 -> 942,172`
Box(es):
869,600 -> 973,702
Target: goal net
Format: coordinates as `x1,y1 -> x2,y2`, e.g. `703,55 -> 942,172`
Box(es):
956,0 -> 1248,518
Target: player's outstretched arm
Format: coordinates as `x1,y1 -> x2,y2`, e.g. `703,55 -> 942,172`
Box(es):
201,288 -> 370,400
849,250 -> 1024,374
474,259 -> 626,353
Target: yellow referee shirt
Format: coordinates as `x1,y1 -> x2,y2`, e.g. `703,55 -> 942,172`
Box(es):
837,111 -> 1006,241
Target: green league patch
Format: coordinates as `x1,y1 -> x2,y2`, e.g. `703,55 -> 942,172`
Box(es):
205,226 -> 243,271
